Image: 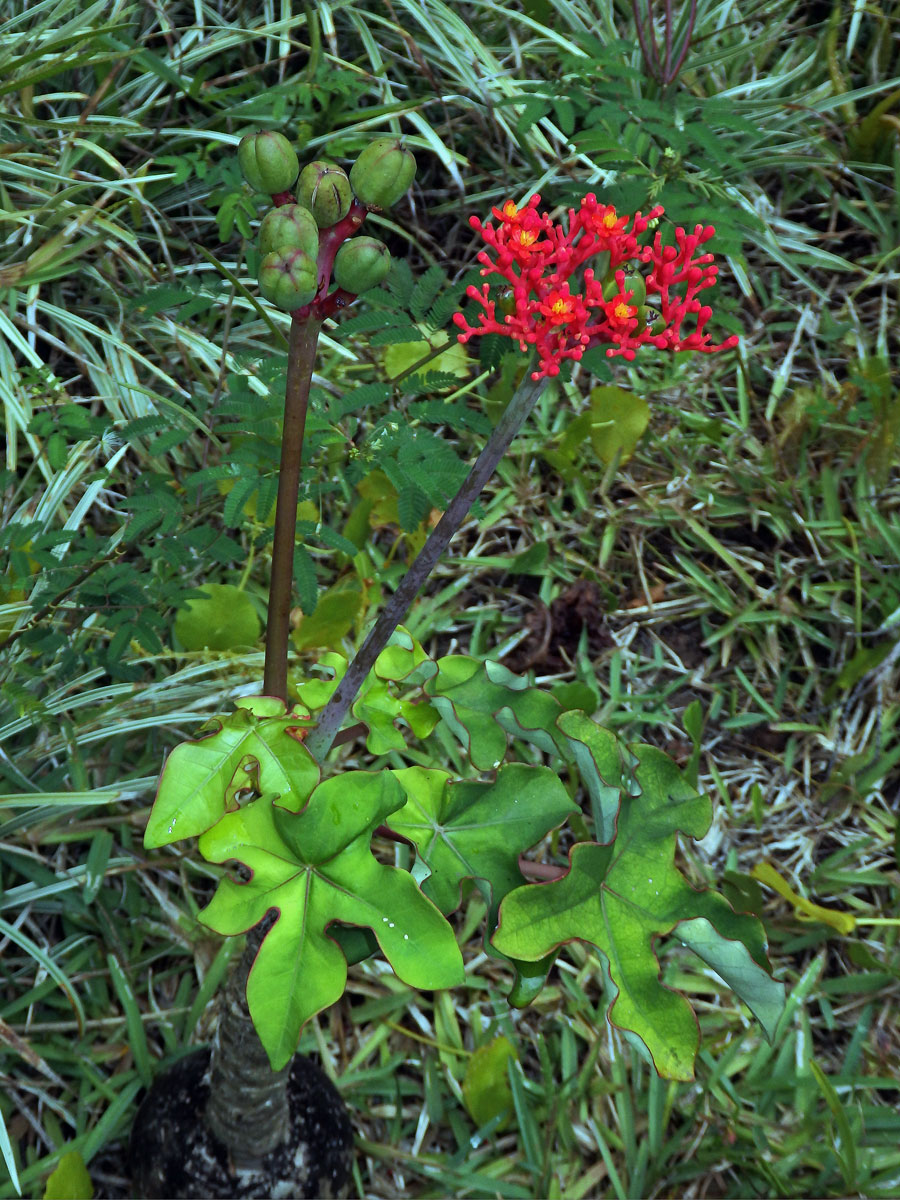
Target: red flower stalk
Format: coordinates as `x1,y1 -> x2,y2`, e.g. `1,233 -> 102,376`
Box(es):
454,193 -> 739,380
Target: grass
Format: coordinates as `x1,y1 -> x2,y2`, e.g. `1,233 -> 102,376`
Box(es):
1,0 -> 899,1196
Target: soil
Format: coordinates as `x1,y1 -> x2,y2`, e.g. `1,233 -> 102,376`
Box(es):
127,1047 -> 353,1199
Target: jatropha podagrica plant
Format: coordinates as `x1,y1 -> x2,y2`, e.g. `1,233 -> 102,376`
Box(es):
133,125 -> 782,1196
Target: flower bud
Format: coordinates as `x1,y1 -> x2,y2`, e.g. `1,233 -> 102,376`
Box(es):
349,137 -> 416,209
258,204 -> 320,261
333,237 -> 391,293
297,161 -> 353,227
258,249 -> 318,311
238,131 -> 300,195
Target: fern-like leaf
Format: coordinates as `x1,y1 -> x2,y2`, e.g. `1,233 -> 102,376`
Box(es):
386,259 -> 415,308
222,475 -> 260,527
294,521 -> 358,557
406,399 -> 492,434
410,265 -> 446,322
369,324 -> 426,346
330,382 -> 391,419
396,484 -> 430,531
292,544 -> 317,616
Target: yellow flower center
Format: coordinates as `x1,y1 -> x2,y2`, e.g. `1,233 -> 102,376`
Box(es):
603,209 -> 618,229
503,201 -> 519,219
517,229 -> 537,249
551,298 -> 571,316
614,302 -> 633,321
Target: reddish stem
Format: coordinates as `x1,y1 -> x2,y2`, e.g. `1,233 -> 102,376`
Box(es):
293,200 -> 368,320
518,856 -> 567,882
260,201 -> 370,703
262,315 -> 323,703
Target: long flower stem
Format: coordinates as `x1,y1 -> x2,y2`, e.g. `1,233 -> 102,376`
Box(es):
303,368 -> 547,763
263,314 -> 323,703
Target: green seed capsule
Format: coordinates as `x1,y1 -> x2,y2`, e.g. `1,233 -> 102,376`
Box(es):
258,204 -> 320,261
638,307 -> 666,335
237,131 -> 300,195
601,274 -> 620,302
621,273 -> 646,307
349,137 -> 416,209
333,237 -> 391,293
297,161 -> 353,227
258,249 -> 318,311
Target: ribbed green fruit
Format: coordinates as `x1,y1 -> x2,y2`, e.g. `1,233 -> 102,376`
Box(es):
333,237 -> 391,293
258,250 -> 318,311
237,131 -> 300,195
621,273 -> 647,307
349,138 -> 416,209
258,204 -> 320,261
601,272 -> 644,306
639,307 -> 666,335
296,161 -> 353,227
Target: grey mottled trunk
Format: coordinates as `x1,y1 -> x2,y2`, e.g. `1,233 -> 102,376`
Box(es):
205,925 -> 289,1165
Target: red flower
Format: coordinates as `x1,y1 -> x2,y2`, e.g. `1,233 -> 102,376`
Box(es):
453,193 -> 738,379
539,286 -> 581,327
583,202 -> 628,241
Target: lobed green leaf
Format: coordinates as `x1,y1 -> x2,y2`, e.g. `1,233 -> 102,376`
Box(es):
197,774 -> 464,1070
143,698 -> 318,847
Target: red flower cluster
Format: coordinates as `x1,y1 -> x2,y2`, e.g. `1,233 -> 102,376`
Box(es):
453,194 -> 739,380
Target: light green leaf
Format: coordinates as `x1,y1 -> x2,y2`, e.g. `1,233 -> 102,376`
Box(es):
383,326 -> 469,381
587,385 -> 650,465
291,577 -> 363,652
197,772 -> 465,1070
425,655 -> 570,770
388,762 -> 577,924
144,699 -> 318,847
43,1150 -> 93,1200
173,583 -> 261,651
675,917 -> 785,1040
493,737 -> 784,1081
554,710 -> 627,843
463,1036 -> 517,1127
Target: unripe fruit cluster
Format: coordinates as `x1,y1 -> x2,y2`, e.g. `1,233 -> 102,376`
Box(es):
238,129 -> 417,313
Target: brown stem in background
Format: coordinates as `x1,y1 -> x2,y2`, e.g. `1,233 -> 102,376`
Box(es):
518,856 -> 567,882
631,0 -> 698,90
263,315 -> 322,703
